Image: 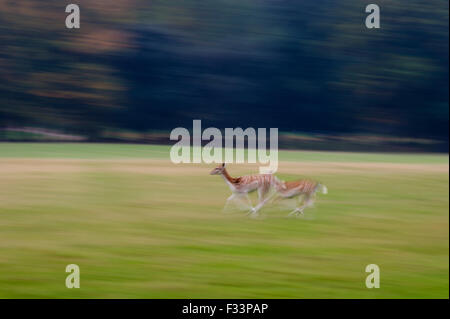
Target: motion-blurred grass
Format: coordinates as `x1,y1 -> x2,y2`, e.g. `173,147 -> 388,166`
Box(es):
0,143 -> 448,298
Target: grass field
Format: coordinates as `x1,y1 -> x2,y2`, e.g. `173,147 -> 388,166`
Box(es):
0,143 -> 448,298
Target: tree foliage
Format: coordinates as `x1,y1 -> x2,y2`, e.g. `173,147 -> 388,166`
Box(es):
0,0 -> 448,140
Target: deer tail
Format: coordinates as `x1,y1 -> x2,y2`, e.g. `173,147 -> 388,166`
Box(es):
316,183 -> 328,194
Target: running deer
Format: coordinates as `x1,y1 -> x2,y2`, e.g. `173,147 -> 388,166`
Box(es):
210,163 -> 284,217
274,178 -> 328,217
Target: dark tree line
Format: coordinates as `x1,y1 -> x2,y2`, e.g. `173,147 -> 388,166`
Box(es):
0,0 -> 448,143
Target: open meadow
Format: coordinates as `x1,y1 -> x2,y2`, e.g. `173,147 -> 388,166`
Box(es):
0,143 -> 448,298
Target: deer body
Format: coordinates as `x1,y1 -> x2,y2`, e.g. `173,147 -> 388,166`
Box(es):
274,179 -> 328,217
211,163 -> 283,216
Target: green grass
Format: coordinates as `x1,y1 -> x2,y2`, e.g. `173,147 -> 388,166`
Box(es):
0,142 -> 448,163
0,143 -> 448,298
0,143 -> 170,159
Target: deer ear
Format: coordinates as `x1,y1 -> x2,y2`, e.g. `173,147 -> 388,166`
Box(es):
222,163 -> 226,167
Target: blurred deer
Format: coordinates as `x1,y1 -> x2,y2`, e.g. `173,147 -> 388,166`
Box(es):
274,178 -> 328,217
210,163 -> 284,217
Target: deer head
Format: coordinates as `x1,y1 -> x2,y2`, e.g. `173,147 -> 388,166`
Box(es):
210,163 -> 226,175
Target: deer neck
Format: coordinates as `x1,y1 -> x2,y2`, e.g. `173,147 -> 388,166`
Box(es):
221,168 -> 239,185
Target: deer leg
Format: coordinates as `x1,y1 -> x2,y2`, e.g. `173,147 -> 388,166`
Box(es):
235,193 -> 253,212
285,195 -> 299,217
293,195 -> 314,217
271,193 -> 282,205
247,188 -> 266,216
222,194 -> 237,212
240,193 -> 259,216
287,208 -> 300,217
295,209 -> 305,217
251,189 -> 278,217
225,193 -> 255,213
